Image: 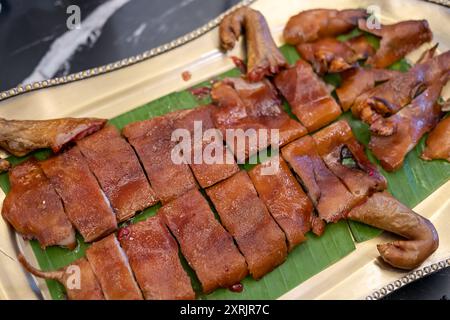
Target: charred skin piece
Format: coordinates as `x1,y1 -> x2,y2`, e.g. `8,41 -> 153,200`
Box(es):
220,7 -> 287,81
1,159 -> 76,249
421,116 -> 450,162
77,126 -> 158,222
122,112 -> 198,204
313,120 -> 387,197
19,255 -> 104,300
282,136 -> 359,223
118,216 -> 195,300
160,189 -> 248,293
211,78 -> 307,161
296,36 -> 375,74
336,67 -> 400,111
283,9 -> 367,45
274,60 -> 342,132
348,192 -> 439,270
40,147 -> 117,242
248,157 -> 313,250
358,19 -> 433,69
0,159 -> 10,173
207,171 -> 287,279
352,51 -> 450,130
86,234 -> 143,300
0,117 -> 106,157
369,82 -> 445,171
172,105 -> 239,188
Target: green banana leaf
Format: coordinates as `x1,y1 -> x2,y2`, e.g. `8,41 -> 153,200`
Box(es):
0,39 -> 449,300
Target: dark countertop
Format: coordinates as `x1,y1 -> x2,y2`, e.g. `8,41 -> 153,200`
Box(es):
0,0 -> 449,300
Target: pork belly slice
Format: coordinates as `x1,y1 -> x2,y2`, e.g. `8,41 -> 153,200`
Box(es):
358,19 -> 433,69
296,36 -> 374,75
86,234 -> 143,300
369,82 -> 444,171
206,171 -> 287,279
352,51 -> 450,131
19,255 -> 104,300
348,192 -> 438,270
160,189 -> 248,293
1,159 -> 76,249
172,105 -> 239,188
118,216 -> 195,299
282,136 -> 359,223
336,67 -> 400,111
274,60 -> 342,132
211,78 -> 307,161
40,147 -> 117,242
283,8 -> 367,45
248,157 -> 313,251
77,126 -> 158,222
122,112 -> 197,204
0,117 -> 106,157
421,116 -> 450,162
312,120 -> 387,197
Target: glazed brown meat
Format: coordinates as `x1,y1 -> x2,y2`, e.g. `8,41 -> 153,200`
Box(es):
274,60 -> 342,132
312,120 -> 387,197
160,189 -> 248,293
358,19 -> 433,69
77,126 -> 158,222
220,7 -> 287,81
0,117 -> 106,157
347,192 -> 439,270
86,234 -> 143,300
421,116 -> 450,162
369,82 -> 444,171
296,36 -> 374,74
281,136 -> 359,223
172,105 -> 239,188
207,171 -> 287,279
18,255 -> 104,300
211,78 -> 307,161
352,51 -> 450,130
336,67 -> 400,111
122,112 -> 198,203
248,157 -> 313,250
118,216 -> 195,300
40,147 -> 117,242
1,159 -> 76,249
283,8 -> 367,45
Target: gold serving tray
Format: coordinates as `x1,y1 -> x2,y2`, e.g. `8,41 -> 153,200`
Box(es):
0,0 -> 449,300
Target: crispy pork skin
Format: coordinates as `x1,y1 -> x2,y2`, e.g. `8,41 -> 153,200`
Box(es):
220,7 -> 287,81
283,9 -> 367,45
118,216 -> 195,299
172,105 -> 239,188
77,126 -> 158,222
86,234 -> 143,300
160,189 -> 248,293
248,157 -> 313,250
40,147 -> 117,242
1,159 -> 76,249
122,112 -> 198,204
312,120 -> 387,196
347,192 -> 439,270
0,117 -> 106,157
358,19 -> 433,69
274,60 -> 342,132
19,255 -> 104,300
336,67 -> 400,111
282,136 -> 359,223
369,82 -> 444,171
207,171 -> 287,279
421,116 -> 450,162
211,78 -> 307,161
